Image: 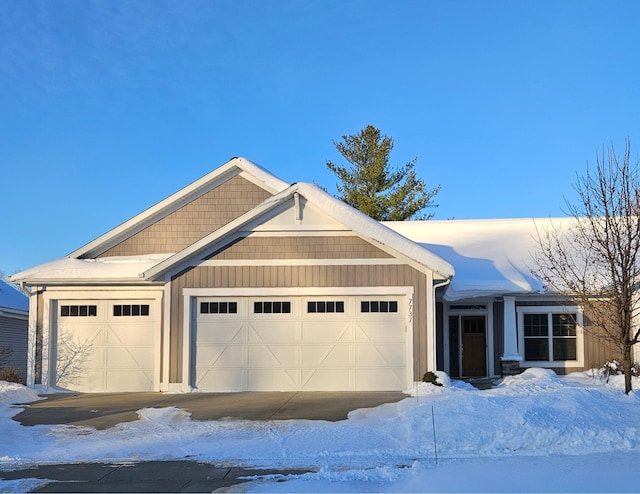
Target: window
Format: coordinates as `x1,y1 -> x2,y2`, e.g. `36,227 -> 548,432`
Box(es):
200,302 -> 238,314
307,301 -> 345,313
60,305 -> 97,317
360,300 -> 398,313
113,304 -> 150,317
254,301 -> 291,314
521,310 -> 579,363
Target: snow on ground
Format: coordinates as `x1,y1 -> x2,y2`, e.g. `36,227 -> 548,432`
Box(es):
1,370 -> 640,492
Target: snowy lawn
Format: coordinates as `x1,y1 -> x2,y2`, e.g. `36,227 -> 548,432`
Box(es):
1,369 -> 640,492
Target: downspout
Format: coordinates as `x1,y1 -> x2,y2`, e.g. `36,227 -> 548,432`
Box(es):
431,278 -> 451,373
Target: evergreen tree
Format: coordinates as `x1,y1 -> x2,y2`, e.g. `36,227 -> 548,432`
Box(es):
326,125 -> 440,221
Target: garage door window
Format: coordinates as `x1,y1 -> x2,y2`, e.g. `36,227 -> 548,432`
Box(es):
113,304 -> 150,317
200,302 -> 238,314
254,301 -> 291,314
360,300 -> 398,313
307,301 -> 345,313
60,305 -> 97,317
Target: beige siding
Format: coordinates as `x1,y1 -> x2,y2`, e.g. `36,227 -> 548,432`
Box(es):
99,176 -> 272,257
582,312 -> 623,372
169,264 -> 430,384
209,236 -> 392,260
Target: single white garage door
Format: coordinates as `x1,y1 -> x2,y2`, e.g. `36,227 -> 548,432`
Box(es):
52,300 -> 157,392
192,295 -> 408,391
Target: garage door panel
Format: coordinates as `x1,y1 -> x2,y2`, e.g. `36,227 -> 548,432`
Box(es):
62,371 -> 104,392
197,345 -> 246,367
198,369 -> 254,391
248,345 -> 299,367
356,344 -> 406,366
302,345 -> 351,367
302,322 -> 352,342
355,369 -> 405,390
355,323 -> 406,342
106,346 -> 155,368
57,325 -> 104,345
106,370 -> 153,392
106,325 -> 155,346
248,322 -> 298,343
196,323 -> 245,345
302,369 -> 350,390
247,369 -> 298,390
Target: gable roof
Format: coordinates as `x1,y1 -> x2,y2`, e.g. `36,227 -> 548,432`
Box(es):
383,218 -> 565,301
0,279 -> 28,312
142,182 -> 455,280
69,157 -> 289,259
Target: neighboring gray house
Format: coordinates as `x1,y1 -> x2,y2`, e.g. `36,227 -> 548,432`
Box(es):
0,279 -> 29,382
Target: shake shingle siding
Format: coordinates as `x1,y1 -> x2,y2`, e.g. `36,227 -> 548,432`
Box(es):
99,176 -> 272,257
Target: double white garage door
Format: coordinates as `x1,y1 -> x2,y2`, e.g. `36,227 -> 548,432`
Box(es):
192,295 -> 408,391
53,300 -> 157,392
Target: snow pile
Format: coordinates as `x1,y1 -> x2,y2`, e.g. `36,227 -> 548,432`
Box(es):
0,381 -> 40,405
1,372 -> 640,492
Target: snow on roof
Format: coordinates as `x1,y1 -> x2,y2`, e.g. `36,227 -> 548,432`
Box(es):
0,279 -> 28,311
8,255 -> 172,284
383,218 -> 571,301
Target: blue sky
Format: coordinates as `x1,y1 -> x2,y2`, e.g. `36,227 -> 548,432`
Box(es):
2,1 -> 639,274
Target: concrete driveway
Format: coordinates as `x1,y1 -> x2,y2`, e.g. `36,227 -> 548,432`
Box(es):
13,391 -> 408,429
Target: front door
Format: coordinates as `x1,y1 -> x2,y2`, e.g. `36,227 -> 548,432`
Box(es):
461,316 -> 487,377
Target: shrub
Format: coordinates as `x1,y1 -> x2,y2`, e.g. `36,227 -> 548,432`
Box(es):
422,371 -> 443,387
599,359 -> 640,383
0,367 -> 25,384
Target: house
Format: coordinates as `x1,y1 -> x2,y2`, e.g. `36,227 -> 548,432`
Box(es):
8,158 -> 611,393
0,279 -> 29,382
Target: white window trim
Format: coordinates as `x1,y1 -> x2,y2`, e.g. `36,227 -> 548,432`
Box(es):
517,305 -> 584,368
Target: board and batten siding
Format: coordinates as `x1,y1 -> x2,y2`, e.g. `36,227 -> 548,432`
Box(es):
169,262 -> 430,384
209,236 -> 393,260
98,176 -> 273,257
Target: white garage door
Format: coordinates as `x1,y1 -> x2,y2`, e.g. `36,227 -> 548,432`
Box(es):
192,296 -> 408,391
53,300 -> 157,392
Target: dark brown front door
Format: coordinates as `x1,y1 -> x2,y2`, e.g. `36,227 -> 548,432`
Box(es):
461,316 -> 487,377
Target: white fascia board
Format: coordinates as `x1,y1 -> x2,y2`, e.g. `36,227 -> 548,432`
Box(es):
16,279 -> 164,286
69,157 -> 289,259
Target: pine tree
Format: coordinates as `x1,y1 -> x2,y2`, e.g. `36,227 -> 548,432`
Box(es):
326,125 -> 440,221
